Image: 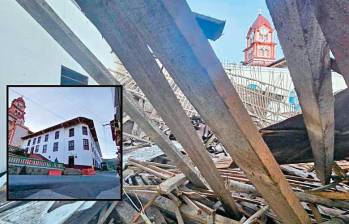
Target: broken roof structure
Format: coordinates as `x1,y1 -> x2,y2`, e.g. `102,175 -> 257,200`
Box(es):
1,0 -> 349,223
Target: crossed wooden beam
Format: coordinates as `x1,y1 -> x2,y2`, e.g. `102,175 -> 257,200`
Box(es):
16,0 -> 348,223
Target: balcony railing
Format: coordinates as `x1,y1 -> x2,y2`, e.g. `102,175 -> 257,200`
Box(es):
8,155 -> 64,170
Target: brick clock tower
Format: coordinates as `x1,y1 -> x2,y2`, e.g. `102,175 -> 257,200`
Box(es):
8,97 -> 29,146
243,13 -> 276,66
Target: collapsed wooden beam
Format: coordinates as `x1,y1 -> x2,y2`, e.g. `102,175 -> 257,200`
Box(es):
15,0 -> 206,188
112,0 -> 310,223
310,0 -> 349,87
75,0 -> 242,218
266,0 -> 335,184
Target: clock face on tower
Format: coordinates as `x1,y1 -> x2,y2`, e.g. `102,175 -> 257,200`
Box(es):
260,26 -> 268,35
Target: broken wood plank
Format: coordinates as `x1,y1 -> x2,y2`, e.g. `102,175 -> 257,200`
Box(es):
128,159 -> 172,179
266,0 -> 335,184
308,203 -> 322,223
75,0 -> 241,218
159,173 -> 187,194
174,206 -> 185,224
306,191 -> 349,201
15,0 -> 206,188
138,161 -> 177,170
113,0 -> 310,223
128,158 -> 176,177
310,0 -> 349,87
123,132 -> 153,144
123,144 -> 152,152
243,205 -> 269,224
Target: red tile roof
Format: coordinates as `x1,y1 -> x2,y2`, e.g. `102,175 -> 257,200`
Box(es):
251,14 -> 272,30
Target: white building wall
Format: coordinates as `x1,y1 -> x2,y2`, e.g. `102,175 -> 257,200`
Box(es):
21,123 -> 101,168
0,1 -> 116,173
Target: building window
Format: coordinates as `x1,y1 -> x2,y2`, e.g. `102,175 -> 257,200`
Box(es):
55,131 -> 59,139
83,139 -> 89,150
31,146 -> 34,153
27,140 -> 31,146
43,145 -> 47,153
33,138 -> 36,145
25,147 -> 28,152
68,140 -> 74,151
35,145 -> 39,153
69,128 -> 74,137
53,142 -> 59,152
82,126 -> 88,135
38,136 -> 41,144
45,134 -> 49,142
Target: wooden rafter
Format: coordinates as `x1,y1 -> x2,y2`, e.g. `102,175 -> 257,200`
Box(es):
110,0 -> 310,223
266,0 -> 335,184
75,0 -> 242,218
310,0 -> 349,87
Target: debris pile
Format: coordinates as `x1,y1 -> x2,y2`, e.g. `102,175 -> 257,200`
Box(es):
122,155 -> 349,223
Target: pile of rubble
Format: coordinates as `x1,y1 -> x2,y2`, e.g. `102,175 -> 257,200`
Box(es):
122,155 -> 349,223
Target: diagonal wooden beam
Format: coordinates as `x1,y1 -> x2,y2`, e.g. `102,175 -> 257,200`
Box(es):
15,0 -> 206,188
310,0 -> 349,87
74,0 -> 242,218
266,0 -> 335,184
111,0 -> 310,223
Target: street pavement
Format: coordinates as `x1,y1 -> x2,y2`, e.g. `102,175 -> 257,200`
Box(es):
8,171 -> 121,200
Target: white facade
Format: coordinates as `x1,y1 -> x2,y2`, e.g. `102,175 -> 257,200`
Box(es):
21,122 -> 102,169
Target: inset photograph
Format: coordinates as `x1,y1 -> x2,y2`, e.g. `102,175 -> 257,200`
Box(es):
7,86 -> 122,200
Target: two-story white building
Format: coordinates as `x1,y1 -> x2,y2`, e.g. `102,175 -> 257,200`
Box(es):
21,117 -> 102,169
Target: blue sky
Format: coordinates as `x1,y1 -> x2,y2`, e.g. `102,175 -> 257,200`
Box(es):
45,0 -> 284,68
9,87 -> 118,159
187,0 -> 284,62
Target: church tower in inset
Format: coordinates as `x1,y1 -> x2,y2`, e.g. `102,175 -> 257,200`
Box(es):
8,97 -> 30,146
243,13 -> 276,66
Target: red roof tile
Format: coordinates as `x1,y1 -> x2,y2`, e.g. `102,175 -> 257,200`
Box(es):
251,14 -> 272,30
